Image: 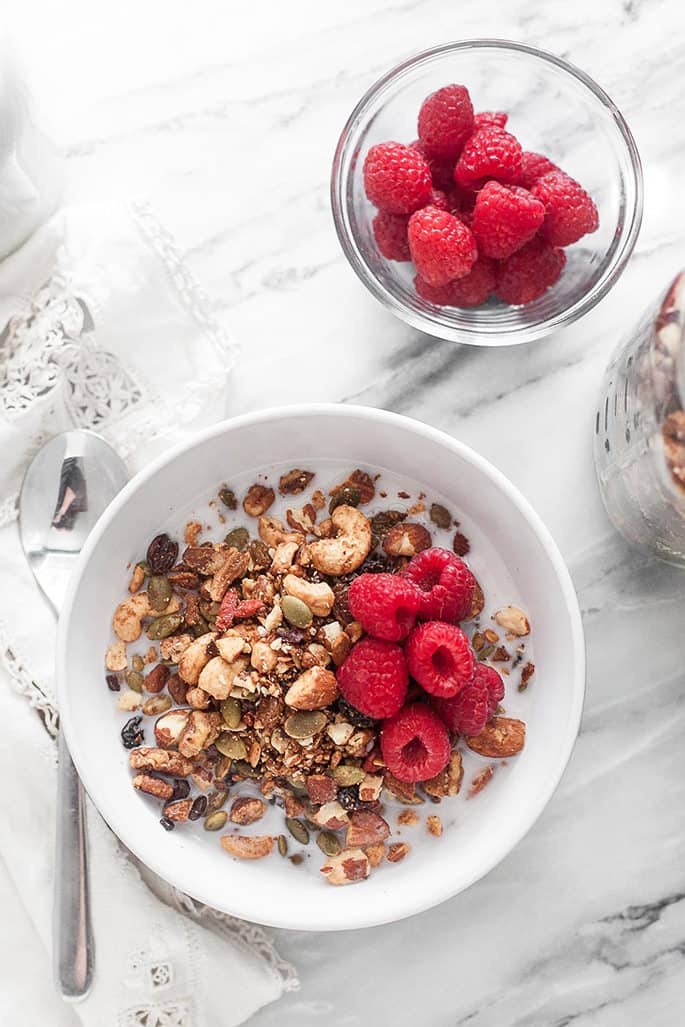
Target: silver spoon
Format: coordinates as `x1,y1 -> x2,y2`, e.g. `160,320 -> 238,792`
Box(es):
19,430 -> 128,1001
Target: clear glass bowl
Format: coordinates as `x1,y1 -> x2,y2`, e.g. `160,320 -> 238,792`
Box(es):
331,40 -> 643,347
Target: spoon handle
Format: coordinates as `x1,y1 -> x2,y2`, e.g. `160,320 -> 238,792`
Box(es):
53,730 -> 94,1000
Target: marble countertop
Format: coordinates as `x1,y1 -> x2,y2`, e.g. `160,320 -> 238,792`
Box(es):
9,0 -> 685,1023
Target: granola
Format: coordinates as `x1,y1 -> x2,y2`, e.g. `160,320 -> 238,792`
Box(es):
105,466 -> 534,885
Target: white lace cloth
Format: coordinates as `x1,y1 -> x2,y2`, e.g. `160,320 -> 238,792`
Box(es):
0,203 -> 298,1026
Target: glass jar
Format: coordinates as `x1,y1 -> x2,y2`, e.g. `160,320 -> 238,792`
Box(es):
594,271 -> 685,566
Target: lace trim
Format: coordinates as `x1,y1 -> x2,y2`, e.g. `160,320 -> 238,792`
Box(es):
0,617 -> 59,738
129,199 -> 239,371
171,890 -> 299,994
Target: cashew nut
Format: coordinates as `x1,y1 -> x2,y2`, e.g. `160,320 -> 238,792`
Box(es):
198,656 -> 249,699
250,641 -> 278,674
105,641 -> 128,672
112,591 -> 181,643
309,505 -> 371,576
270,540 -> 300,574
282,574 -> 335,616
177,631 -> 219,684
215,635 -> 246,663
258,514 -> 302,547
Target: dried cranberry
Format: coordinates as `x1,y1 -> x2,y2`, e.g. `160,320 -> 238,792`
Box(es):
121,716 -> 144,749
106,673 -> 121,692
171,779 -> 190,800
160,817 -> 175,831
188,795 -> 208,821
147,533 -> 179,574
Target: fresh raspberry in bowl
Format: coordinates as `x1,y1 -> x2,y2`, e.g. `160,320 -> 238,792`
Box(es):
405,621 -> 475,697
402,546 -> 475,622
348,572 -> 420,641
331,41 -> 642,345
381,703 -> 452,782
337,636 -> 408,718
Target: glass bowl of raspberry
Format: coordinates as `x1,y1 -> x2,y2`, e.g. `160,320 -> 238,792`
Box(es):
331,40 -> 643,346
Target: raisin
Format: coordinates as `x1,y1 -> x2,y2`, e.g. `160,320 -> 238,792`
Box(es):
189,795 -> 208,821
147,533 -> 179,574
337,785 -> 364,811
121,716 -> 144,749
160,817 -> 175,831
171,779 -> 191,800
331,582 -> 352,625
106,673 -> 121,692
337,698 -> 377,729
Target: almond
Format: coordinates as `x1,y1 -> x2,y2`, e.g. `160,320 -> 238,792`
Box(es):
305,774 -> 338,805
284,667 -> 338,710
144,663 -> 169,694
163,798 -> 193,822
220,834 -> 274,859
154,708 -> 190,749
229,796 -> 266,825
382,522 -> 432,558
466,717 -> 526,757
345,810 -> 390,847
494,606 -> 530,637
312,801 -> 349,830
320,848 -> 370,885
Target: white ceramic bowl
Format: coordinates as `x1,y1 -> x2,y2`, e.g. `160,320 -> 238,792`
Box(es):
58,405 -> 585,930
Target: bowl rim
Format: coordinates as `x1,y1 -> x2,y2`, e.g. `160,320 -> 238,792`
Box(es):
57,403 -> 586,929
331,38 -> 644,347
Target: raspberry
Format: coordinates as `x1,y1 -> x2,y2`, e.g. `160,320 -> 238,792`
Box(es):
405,622 -> 475,697
417,84 -> 474,159
381,703 -> 451,782
473,111 -> 508,131
407,206 -> 477,286
471,181 -> 545,260
402,547 -> 475,622
454,128 -> 523,189
348,573 -> 420,642
410,141 -> 456,193
372,211 -> 410,261
363,142 -> 432,214
531,170 -> 599,246
414,256 -> 495,308
337,637 -> 408,718
495,236 -> 566,305
429,188 -> 449,210
432,663 -> 504,733
518,151 -> 559,189
432,680 -> 489,736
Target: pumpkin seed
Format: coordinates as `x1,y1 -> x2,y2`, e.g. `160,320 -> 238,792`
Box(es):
371,509 -> 407,537
233,760 -> 259,779
332,764 -> 365,786
215,734 -> 247,760
147,613 -> 184,640
136,560 -> 151,577
316,831 -> 342,857
277,834 -> 288,857
203,810 -> 228,831
285,817 -> 310,845
224,526 -> 250,551
429,503 -> 452,529
329,487 -> 361,514
206,789 -> 229,813
142,694 -> 172,716
220,697 -> 242,728
219,486 -> 237,510
131,654 -> 145,673
281,595 -> 313,629
125,670 -> 144,693
284,711 -> 326,739
148,575 -> 173,612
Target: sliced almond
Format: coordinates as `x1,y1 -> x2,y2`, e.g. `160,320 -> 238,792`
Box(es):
320,848 -> 370,885
345,810 -> 390,848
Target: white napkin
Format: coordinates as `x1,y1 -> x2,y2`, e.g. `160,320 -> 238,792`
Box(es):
0,203 -> 298,1026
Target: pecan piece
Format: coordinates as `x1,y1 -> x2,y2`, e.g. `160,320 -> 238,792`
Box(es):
243,484 -> 276,518
468,766 -> 495,797
129,747 -> 194,776
207,548 -> 250,602
132,773 -> 173,800
163,798 -> 193,821
382,523 -> 432,558
387,842 -> 410,863
278,468 -> 315,495
330,469 -> 376,504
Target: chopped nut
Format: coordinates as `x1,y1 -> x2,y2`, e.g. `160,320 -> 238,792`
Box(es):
330,469 -> 376,504
382,522 -> 432,558
132,773 -> 173,800
452,531 -> 470,556
163,798 -> 193,821
207,548 -> 250,602
365,842 -> 386,867
129,747 -> 194,777
387,842 -> 410,863
144,664 -> 170,694
128,564 -> 146,594
311,489 -> 326,510
309,506 -> 372,576
466,581 -> 484,621
346,728 -> 375,757
243,484 -> 276,518
494,606 -> 530,637
358,773 -> 383,803
286,504 -> 316,534
484,629 -> 499,644
186,686 -> 211,709
229,796 -> 266,825
278,468 -> 315,495
466,717 -> 526,757
270,540 -> 300,574
177,632 -> 219,685
282,790 -> 305,817
258,514 -> 302,547
519,661 -> 535,691
468,766 -> 495,797
105,641 -> 128,672
397,810 -> 420,827
220,834 -> 274,859
423,752 -> 463,798
285,667 -> 338,710
154,708 -> 191,748
184,520 -> 203,545
346,810 -> 390,847
492,646 -> 510,662
305,774 -> 337,804
326,722 -> 354,746
117,689 -> 141,712
177,711 -> 222,757
251,640 -> 278,674
282,574 -> 335,616
346,621 -> 363,644
384,771 -> 424,804
426,815 -> 443,837
320,848 -> 370,885
159,634 -> 193,663
311,801 -> 350,830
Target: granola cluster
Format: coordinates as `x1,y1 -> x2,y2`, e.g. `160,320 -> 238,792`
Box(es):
105,467 -> 533,885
